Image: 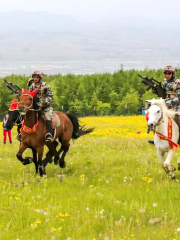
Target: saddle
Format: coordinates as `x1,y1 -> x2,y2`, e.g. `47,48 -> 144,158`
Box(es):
42,112 -> 60,141
42,112 -> 60,129
173,114 -> 180,144
174,115 -> 179,126
52,112 -> 60,129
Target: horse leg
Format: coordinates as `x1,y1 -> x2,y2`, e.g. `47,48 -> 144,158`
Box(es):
23,148 -> 38,173
177,156 -> 180,171
50,140 -> 59,163
157,149 -> 175,179
162,149 -> 176,179
37,146 -> 46,177
42,141 -> 58,166
54,145 -> 64,165
59,141 -> 70,168
43,148 -> 55,167
54,137 -> 64,165
16,142 -> 28,165
157,149 -> 165,165
22,147 -> 36,165
163,149 -> 176,171
32,148 -> 38,174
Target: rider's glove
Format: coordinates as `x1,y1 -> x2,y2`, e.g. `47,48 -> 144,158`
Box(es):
152,88 -> 158,94
27,78 -> 34,87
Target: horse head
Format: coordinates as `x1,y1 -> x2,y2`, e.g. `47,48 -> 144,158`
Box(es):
147,104 -> 162,130
18,88 -> 38,115
6,98 -> 20,130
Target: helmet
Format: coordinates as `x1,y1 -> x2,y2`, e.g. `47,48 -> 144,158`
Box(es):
164,66 -> 176,74
32,71 -> 44,80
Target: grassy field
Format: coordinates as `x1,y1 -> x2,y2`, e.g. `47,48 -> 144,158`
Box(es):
1,116 -> 180,240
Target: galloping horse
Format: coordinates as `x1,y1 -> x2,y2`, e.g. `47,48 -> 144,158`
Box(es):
6,98 -> 39,173
6,98 -> 60,173
147,98 -> 180,179
17,88 -> 93,177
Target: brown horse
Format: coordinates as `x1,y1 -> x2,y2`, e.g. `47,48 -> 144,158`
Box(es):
6,98 -> 60,174
17,88 -> 93,177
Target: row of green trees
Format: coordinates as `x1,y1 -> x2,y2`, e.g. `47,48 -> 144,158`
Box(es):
0,67 -> 179,118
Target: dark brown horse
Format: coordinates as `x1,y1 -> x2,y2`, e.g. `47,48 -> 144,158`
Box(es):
6,98 -> 39,173
6,98 -> 60,174
17,88 -> 93,177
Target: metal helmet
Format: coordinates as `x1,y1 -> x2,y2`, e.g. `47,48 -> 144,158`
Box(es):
32,71 -> 44,80
164,66 -> 176,74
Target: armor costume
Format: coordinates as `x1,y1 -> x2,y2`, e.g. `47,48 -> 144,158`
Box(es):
162,66 -> 180,126
28,80 -> 53,120
28,71 -> 54,142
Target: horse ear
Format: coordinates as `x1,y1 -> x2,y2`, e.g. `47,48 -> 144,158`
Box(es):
12,98 -> 17,104
145,99 -> 153,103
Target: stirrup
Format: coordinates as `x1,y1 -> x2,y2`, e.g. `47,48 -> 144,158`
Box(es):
45,133 -> 53,142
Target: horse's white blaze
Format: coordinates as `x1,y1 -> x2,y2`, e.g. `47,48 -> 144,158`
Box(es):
147,98 -> 179,179
147,105 -> 162,127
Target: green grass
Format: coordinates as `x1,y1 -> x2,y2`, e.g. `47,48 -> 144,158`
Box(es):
1,128 -> 180,240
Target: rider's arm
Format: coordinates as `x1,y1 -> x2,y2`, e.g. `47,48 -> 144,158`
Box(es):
43,83 -> 53,104
27,78 -> 34,87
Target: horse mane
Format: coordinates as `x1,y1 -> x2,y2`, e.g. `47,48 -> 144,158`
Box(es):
33,96 -> 44,122
152,98 -> 177,118
33,96 -> 40,110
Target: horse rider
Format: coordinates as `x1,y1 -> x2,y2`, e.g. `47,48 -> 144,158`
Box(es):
28,71 -> 54,142
162,66 -> 180,126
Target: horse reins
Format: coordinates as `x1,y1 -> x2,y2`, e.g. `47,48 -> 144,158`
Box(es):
9,108 -> 23,126
19,94 -> 40,134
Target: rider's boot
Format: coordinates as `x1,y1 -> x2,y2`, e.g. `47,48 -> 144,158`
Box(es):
16,133 -> 22,142
45,120 -> 53,142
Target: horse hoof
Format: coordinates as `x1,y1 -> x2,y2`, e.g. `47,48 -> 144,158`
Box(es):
49,158 -> 53,164
42,174 -> 47,178
54,160 -> 59,165
171,175 -> 176,180
178,163 -> 180,171
25,157 -> 33,163
22,159 -> 31,165
169,165 -> 176,172
59,161 -> 66,168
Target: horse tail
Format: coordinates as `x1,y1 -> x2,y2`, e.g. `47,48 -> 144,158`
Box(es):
66,113 -> 94,139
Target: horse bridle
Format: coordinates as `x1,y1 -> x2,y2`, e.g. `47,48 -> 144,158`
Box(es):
18,94 -> 41,114
14,112 -> 23,126
149,107 -> 164,131
156,111 -> 164,127
18,94 -> 34,112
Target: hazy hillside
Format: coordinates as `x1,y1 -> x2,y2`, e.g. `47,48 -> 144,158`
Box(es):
0,11 -> 180,62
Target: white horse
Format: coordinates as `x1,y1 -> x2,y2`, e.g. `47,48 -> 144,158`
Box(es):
147,98 -> 180,179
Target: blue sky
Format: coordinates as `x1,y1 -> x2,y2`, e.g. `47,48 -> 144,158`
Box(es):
1,0 -> 180,20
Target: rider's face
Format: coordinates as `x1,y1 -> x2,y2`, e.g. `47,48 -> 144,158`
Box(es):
164,72 -> 173,81
33,75 -> 41,83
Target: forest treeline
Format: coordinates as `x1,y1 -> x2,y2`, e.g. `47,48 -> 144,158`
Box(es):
0,67 -> 179,119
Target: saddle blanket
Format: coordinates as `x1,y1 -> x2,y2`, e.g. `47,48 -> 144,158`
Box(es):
52,112 -> 60,129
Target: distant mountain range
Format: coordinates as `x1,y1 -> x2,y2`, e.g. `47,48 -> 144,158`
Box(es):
0,11 -> 180,62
